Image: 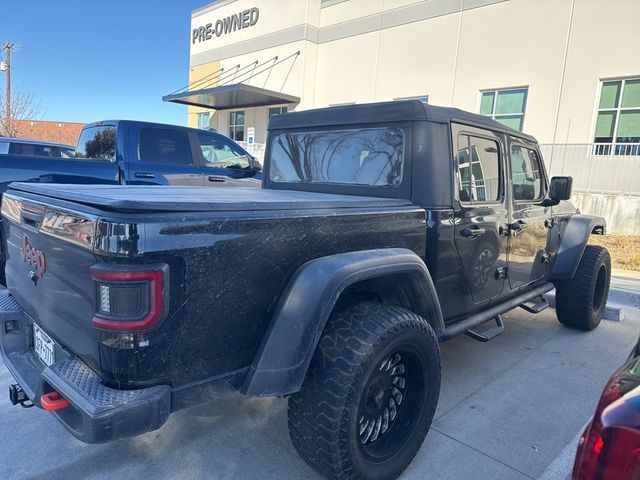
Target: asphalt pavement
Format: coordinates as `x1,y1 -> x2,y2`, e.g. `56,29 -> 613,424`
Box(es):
0,306 -> 638,480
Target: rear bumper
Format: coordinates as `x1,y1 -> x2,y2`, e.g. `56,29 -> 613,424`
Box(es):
0,289 -> 170,443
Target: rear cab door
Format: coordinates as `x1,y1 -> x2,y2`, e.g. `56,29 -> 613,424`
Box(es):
194,131 -> 261,187
452,123 -> 509,305
506,138 -> 552,289
124,123 -> 204,186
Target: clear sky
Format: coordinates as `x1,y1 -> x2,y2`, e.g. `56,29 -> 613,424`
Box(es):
3,0 -> 209,125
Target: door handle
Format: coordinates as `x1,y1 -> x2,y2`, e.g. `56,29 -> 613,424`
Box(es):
134,172 -> 155,179
461,227 -> 486,238
509,220 -> 528,231
208,175 -> 226,183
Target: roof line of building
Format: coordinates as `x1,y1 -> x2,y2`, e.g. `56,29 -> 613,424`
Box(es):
192,0 -> 240,18
190,0 -> 509,66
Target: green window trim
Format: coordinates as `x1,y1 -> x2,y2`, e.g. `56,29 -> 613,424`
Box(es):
594,78 -> 640,148
480,88 -> 528,132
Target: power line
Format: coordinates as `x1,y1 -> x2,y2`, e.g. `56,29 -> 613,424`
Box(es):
11,66 -> 163,106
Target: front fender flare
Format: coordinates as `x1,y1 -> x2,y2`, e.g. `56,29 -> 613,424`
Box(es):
551,214 -> 606,280
241,248 -> 443,397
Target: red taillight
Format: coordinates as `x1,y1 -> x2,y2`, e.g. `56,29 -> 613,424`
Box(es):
90,267 -> 165,331
573,365 -> 640,480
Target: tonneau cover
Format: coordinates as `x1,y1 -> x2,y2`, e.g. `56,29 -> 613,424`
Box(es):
7,183 -> 414,212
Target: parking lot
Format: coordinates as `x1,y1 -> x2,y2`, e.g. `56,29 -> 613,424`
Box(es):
1,306 -> 638,480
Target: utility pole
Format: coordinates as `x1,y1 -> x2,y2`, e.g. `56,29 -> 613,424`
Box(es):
2,43 -> 16,136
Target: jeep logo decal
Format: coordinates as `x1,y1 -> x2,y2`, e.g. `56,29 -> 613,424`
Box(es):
21,235 -> 46,283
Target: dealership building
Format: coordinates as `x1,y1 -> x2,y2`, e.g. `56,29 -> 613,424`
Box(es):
164,0 -> 640,233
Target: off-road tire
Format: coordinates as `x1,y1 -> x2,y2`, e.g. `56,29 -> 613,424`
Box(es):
288,302 -> 441,480
555,245 -> 611,331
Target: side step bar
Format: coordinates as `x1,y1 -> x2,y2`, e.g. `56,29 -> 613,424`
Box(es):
438,282 -> 554,342
520,294 -> 550,314
465,314 -> 504,342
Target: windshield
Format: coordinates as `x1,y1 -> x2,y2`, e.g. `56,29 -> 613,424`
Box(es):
269,127 -> 404,187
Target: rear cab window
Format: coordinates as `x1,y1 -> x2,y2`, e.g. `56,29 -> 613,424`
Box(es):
139,128 -> 194,166
269,127 -> 405,187
76,126 -> 116,160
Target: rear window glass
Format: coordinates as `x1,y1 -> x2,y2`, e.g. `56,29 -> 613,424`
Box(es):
139,128 -> 194,166
269,127 -> 405,186
76,126 -> 116,160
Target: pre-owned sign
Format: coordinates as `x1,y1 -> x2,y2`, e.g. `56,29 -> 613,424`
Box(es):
192,7 -> 260,44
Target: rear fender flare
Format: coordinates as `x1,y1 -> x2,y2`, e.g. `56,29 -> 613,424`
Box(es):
551,214 -> 606,280
241,248 -> 444,397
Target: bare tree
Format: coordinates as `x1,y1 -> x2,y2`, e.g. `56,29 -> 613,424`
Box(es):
0,88 -> 43,137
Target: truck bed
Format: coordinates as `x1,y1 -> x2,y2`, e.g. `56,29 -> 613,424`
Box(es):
2,183 -> 426,397
8,183 -> 413,212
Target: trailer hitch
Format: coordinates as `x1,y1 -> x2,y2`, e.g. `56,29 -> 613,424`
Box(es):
9,383 -> 33,408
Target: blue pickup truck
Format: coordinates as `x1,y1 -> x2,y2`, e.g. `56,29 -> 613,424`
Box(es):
0,120 -> 262,281
0,120 -> 262,191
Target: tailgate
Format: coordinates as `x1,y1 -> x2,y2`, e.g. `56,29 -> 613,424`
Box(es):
2,193 -> 101,371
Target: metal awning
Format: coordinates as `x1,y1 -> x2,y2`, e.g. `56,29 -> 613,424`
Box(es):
162,84 -> 300,111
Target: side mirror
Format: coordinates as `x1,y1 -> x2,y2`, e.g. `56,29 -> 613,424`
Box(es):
549,176 -> 573,201
250,158 -> 262,172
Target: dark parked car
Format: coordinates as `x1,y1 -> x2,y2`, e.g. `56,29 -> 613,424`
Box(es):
0,120 -> 262,282
0,137 -> 75,158
0,101 -> 611,480
573,334 -> 640,480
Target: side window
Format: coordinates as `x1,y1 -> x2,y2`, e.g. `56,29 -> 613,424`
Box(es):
60,147 -> 75,158
9,143 -> 34,155
456,134 -> 501,203
139,128 -> 194,166
76,126 -> 116,160
0,142 -> 8,154
197,133 -> 250,169
39,145 -> 56,157
510,145 -> 543,201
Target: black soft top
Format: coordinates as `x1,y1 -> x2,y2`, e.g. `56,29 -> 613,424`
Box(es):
268,100 -> 536,143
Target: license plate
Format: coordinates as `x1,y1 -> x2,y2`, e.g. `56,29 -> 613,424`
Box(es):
33,323 -> 55,366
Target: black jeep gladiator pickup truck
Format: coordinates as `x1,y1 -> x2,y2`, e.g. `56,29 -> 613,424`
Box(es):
0,101 -> 610,480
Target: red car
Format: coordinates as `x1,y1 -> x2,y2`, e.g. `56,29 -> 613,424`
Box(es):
573,335 -> 640,479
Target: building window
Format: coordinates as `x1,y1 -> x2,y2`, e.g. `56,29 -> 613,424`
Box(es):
480,88 -> 528,131
197,112 -> 210,130
594,78 -> 640,155
268,106 -> 288,118
229,111 -> 245,142
394,96 -> 428,104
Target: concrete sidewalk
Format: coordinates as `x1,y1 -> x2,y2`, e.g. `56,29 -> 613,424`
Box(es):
1,307 -> 638,480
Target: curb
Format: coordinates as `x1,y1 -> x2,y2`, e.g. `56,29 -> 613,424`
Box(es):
546,287 -> 639,323
608,287 -> 640,309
